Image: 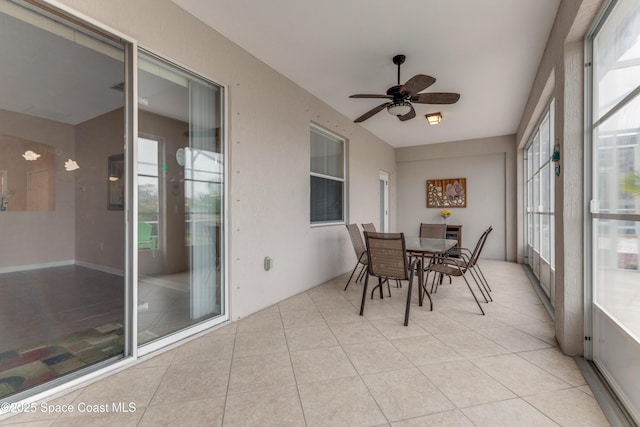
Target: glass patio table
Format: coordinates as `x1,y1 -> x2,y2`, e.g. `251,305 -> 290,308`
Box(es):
405,237 -> 458,306
405,237 -> 458,254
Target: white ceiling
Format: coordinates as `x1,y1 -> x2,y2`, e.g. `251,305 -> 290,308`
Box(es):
172,0 -> 560,147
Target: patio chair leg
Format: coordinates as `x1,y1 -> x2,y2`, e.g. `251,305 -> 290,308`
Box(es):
371,277 -> 385,299
423,284 -> 432,311
356,265 -> 367,282
466,268 -> 489,303
417,267 -> 432,312
430,271 -> 440,294
471,267 -> 492,302
420,270 -> 430,305
404,273 -> 414,326
344,262 -> 360,290
359,273 -> 370,316
474,264 -> 492,293
461,273 -> 485,315
481,269 -> 492,292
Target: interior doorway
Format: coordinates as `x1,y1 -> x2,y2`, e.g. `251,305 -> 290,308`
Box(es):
379,171 -> 389,232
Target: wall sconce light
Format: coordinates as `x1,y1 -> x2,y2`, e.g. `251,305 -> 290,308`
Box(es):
425,112 -> 442,125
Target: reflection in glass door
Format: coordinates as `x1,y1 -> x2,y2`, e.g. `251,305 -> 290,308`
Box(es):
137,52 -> 225,345
589,0 -> 640,421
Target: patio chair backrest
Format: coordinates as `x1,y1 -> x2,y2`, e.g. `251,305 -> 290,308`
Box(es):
364,231 -> 408,280
361,223 -> 376,233
345,224 -> 367,263
420,223 -> 446,239
469,226 -> 493,266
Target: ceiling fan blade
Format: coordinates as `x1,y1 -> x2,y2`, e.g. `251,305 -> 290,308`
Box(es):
400,74 -> 435,96
411,92 -> 461,104
398,105 -> 416,121
350,94 -> 393,99
354,102 -> 391,123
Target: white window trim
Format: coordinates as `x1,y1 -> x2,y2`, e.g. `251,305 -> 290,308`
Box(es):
310,123 -> 347,226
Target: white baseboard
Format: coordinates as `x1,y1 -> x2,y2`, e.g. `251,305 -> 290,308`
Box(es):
0,260 -> 74,274
74,261 -> 125,277
0,260 -> 124,276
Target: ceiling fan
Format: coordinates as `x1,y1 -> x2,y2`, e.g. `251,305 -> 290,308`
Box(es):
350,55 -> 460,123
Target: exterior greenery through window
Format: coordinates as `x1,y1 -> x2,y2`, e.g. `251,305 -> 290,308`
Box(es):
525,101 -> 555,298
310,125 -> 345,224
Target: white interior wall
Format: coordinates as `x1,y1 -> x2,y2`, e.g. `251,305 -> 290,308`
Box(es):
396,134 -> 517,262
55,0 -> 396,320
396,152 -> 505,260
0,109 -> 76,271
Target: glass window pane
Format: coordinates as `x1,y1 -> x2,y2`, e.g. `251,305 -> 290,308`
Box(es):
593,1 -> 640,121
594,219 -> 640,336
541,163 -> 550,212
550,159 -> 555,212
594,95 -> 640,215
138,175 -> 159,213
533,213 -> 540,252
138,52 -> 225,345
541,214 -> 550,261
533,131 -> 540,172
533,173 -> 540,214
138,137 -> 159,176
311,129 -> 344,178
550,215 -> 555,269
185,148 -> 224,183
540,114 -> 551,162
310,176 -> 343,223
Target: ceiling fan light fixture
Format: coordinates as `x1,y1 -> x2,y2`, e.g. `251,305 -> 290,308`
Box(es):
387,101 -> 412,117
425,112 -> 442,125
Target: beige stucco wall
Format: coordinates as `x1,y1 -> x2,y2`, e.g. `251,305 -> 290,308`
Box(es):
396,134 -> 517,262
54,0 -> 396,320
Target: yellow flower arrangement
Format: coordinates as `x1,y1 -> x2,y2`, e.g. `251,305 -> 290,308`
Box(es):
440,209 -> 452,219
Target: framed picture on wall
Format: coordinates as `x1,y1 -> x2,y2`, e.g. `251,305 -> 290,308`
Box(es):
426,178 -> 467,208
107,154 -> 125,210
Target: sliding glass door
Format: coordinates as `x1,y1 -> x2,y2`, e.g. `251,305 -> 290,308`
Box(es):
0,1 -> 126,398
589,0 -> 640,421
0,0 -> 227,401
137,52 -> 226,345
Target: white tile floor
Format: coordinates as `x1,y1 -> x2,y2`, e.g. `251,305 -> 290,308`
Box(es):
0,260 -> 611,426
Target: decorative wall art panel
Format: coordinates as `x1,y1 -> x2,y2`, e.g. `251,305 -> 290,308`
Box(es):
426,178 -> 466,208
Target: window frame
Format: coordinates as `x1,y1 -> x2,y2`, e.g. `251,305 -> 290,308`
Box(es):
137,135 -> 161,250
524,101 -> 556,279
310,123 -> 347,226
